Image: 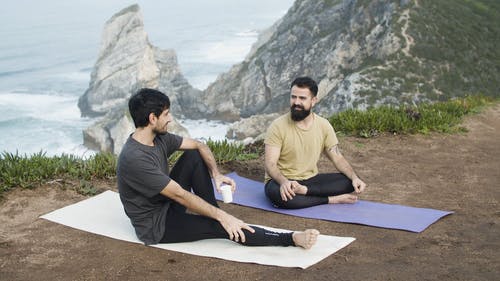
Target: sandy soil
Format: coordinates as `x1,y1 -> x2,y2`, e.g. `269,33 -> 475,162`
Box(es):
1,105 -> 499,281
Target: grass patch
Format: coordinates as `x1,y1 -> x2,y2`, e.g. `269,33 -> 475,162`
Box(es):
206,139 -> 260,164
329,95 -> 496,137
0,139 -> 261,197
0,151 -> 116,196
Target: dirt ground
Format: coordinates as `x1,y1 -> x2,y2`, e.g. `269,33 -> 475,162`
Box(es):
1,104 -> 499,281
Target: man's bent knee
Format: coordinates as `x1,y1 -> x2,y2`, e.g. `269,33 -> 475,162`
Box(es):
179,150 -> 203,163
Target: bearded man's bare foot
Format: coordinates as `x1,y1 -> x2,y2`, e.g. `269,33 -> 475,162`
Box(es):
328,194 -> 358,204
292,184 -> 308,195
292,229 -> 320,249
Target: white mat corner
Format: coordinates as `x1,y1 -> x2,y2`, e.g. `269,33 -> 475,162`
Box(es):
40,190 -> 355,269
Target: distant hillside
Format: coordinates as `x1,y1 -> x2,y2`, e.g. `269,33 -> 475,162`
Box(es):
185,0 -> 500,119
376,0 -> 500,102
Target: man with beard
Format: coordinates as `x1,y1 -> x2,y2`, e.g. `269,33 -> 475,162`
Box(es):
117,88 -> 320,248
264,77 -> 367,209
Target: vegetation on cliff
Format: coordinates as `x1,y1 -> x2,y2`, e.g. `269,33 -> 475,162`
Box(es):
364,0 -> 500,104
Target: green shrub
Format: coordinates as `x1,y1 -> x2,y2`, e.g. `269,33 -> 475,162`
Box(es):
206,139 -> 260,164
329,95 -> 495,137
0,152 -> 116,196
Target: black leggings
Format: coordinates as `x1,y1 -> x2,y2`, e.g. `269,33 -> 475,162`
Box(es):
160,150 -> 294,247
265,173 -> 354,209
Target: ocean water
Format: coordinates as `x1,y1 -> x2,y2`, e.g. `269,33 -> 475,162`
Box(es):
0,0 -> 294,156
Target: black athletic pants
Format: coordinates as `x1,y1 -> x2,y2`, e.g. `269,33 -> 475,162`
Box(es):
160,150 -> 294,246
265,173 -> 355,209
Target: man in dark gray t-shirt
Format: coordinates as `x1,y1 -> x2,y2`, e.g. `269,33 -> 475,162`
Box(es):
118,132 -> 182,244
117,88 -> 320,249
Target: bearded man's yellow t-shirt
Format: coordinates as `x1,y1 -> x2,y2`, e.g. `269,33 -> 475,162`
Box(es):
264,112 -> 338,182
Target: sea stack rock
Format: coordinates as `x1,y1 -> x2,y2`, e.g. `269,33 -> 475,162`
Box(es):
78,4 -> 157,117
79,4 -> 193,154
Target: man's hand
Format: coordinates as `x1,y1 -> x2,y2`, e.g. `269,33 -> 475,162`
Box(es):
352,177 -> 367,194
213,174 -> 236,193
280,180 -> 307,201
217,210 -> 255,243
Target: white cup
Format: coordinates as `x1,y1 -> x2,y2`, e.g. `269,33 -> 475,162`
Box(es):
220,184 -> 233,203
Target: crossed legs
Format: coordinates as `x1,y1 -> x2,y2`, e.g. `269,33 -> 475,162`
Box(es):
265,173 -> 357,209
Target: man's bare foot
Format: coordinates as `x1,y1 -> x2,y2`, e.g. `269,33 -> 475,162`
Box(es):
328,194 -> 358,204
292,229 -> 320,249
292,184 -> 308,195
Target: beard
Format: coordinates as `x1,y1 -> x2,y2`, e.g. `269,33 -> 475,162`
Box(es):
290,105 -> 311,121
153,128 -> 168,135
153,124 -> 169,135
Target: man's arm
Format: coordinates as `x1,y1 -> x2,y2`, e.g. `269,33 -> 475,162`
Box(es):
324,145 -> 367,193
265,144 -> 305,201
179,138 -> 235,192
264,144 -> 288,185
160,179 -> 254,242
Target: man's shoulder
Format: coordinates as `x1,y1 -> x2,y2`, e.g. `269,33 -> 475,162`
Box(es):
271,112 -> 291,126
119,137 -> 136,158
156,132 -> 179,142
118,137 -> 151,167
313,113 -> 329,123
156,133 -> 182,147
314,113 -> 334,128
118,144 -> 137,166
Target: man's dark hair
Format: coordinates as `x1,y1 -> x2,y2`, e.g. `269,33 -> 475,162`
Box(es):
290,76 -> 318,97
128,88 -> 170,128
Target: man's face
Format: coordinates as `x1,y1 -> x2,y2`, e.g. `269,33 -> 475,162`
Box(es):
152,108 -> 172,135
290,85 -> 316,121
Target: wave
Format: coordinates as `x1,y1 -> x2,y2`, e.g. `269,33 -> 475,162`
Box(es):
0,91 -> 95,157
179,118 -> 230,141
0,67 -> 47,77
80,67 -> 93,72
0,125 -> 96,158
52,71 -> 91,82
0,58 -> 89,78
0,91 -> 88,122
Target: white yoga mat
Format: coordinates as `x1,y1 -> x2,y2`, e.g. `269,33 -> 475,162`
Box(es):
40,190 -> 355,269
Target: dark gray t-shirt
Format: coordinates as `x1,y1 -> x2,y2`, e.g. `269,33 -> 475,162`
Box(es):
117,133 -> 182,245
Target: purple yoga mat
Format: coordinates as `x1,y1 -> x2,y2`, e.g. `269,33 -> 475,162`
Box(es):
215,172 -> 453,233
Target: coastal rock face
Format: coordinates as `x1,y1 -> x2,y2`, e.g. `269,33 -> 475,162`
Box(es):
197,0 -> 404,119
196,0 -> 500,123
78,4 -> 200,118
79,4 -> 197,153
226,113 -> 280,143
78,4 -> 154,117
80,1 -> 406,150
81,0 -> 500,151
82,108 -> 133,154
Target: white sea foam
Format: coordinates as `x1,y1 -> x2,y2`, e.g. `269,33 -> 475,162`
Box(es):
179,118 -> 231,142
0,91 -> 94,156
0,92 -> 84,122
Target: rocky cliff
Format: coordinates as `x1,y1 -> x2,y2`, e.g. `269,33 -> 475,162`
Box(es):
195,0 -> 499,120
78,4 -> 193,154
80,0 -> 500,153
